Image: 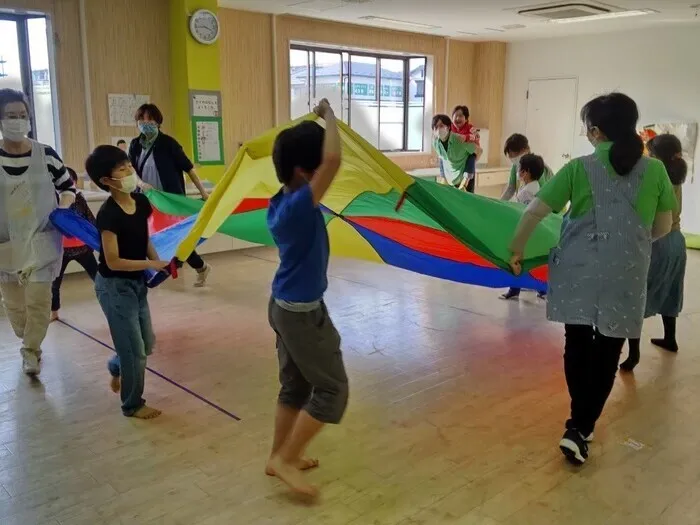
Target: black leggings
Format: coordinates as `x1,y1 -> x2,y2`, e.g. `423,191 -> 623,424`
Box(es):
51,251 -> 98,311
563,324 -> 625,436
186,250 -> 205,271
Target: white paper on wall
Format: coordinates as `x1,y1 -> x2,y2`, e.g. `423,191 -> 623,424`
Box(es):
108,94 -> 150,127
195,120 -> 222,163
191,93 -> 220,117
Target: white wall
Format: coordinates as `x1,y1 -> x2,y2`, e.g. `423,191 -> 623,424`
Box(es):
503,25 -> 700,233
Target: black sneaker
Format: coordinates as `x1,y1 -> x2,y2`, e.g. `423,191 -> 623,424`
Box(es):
500,288 -> 520,300
559,429 -> 588,466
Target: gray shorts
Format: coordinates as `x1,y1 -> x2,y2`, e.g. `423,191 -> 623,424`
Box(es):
268,297 -> 349,424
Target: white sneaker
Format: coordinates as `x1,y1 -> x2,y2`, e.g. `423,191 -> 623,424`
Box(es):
22,353 -> 40,376
194,264 -> 211,288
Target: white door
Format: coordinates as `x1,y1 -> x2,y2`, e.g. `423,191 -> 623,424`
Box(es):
525,78 -> 578,174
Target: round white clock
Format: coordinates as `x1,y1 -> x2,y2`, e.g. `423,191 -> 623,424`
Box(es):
189,9 -> 220,45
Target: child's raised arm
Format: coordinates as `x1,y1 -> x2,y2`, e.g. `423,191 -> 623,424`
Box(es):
309,99 -> 341,206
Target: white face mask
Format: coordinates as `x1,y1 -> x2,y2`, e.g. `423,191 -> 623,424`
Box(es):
0,119 -> 31,141
112,172 -> 139,194
437,128 -> 449,140
510,154 -> 523,166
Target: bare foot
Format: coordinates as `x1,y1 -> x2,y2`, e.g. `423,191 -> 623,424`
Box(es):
265,456 -> 319,476
50,311 -> 59,322
109,376 -> 120,393
266,455 -> 319,497
130,406 -> 162,419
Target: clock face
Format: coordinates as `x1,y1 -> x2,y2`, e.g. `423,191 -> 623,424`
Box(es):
190,9 -> 219,44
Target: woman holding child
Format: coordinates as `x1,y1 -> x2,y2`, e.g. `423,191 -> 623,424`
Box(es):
432,114 -> 482,192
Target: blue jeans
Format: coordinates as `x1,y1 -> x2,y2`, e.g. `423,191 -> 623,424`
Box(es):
95,273 -> 155,416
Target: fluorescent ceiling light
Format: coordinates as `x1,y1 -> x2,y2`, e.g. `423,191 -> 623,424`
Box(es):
358,16 -> 440,30
549,9 -> 657,24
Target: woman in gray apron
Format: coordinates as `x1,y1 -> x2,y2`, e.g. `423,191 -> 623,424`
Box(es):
508,93 -> 677,466
0,89 -> 76,376
621,134 -> 688,371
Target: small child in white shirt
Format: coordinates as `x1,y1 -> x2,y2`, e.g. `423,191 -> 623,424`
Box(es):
501,153 -> 546,300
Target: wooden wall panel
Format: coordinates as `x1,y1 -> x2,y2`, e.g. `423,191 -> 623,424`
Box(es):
0,0 -> 52,12
84,0 -> 171,147
219,9 -> 274,163
445,39 -> 476,118
473,42 -> 507,166
53,0 -> 88,169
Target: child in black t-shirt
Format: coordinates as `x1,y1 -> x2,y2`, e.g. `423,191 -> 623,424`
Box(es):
51,167 -> 98,322
85,145 -> 169,419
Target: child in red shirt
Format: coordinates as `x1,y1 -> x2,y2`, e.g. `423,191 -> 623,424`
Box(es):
451,105 -> 479,192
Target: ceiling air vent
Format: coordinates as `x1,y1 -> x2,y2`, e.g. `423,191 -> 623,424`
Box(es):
517,3 -> 612,20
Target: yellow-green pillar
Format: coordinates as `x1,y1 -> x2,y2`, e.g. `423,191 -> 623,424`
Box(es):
169,0 -> 224,182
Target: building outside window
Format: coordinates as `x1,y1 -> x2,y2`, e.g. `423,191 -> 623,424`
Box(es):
290,45 -> 427,152
0,13 -> 59,150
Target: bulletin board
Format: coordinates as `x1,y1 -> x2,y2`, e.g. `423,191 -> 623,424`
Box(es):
108,94 -> 150,126
189,90 -> 224,166
192,117 -> 224,165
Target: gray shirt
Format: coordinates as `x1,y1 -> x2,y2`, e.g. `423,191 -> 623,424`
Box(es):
139,148 -> 162,190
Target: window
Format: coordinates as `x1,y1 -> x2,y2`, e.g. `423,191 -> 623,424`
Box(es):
290,45 -> 427,152
0,13 -> 58,149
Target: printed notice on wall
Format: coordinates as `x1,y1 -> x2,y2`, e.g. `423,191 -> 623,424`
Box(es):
108,94 -> 150,127
190,90 -> 221,118
192,93 -> 220,117
194,119 -> 223,164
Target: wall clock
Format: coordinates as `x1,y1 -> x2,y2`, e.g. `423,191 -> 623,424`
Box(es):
189,9 -> 220,45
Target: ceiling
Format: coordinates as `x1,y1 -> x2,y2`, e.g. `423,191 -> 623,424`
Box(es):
218,0 -> 698,40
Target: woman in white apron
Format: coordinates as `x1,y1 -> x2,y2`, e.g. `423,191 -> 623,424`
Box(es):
0,89 -> 75,376
508,93 -> 676,466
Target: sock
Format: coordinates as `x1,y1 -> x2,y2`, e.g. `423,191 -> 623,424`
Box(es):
651,316 -> 678,352
620,338 -> 640,371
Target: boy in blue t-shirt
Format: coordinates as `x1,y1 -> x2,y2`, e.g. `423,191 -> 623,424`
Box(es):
265,99 -> 347,498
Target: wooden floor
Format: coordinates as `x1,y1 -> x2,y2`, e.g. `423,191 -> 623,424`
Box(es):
1,248 -> 700,524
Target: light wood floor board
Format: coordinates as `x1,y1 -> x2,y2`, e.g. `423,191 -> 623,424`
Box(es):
1,247 -> 699,524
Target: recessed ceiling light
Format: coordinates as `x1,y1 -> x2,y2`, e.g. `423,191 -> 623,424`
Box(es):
358,16 -> 440,30
549,9 -> 658,24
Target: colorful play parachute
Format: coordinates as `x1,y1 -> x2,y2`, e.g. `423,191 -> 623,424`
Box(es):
52,115 -> 562,290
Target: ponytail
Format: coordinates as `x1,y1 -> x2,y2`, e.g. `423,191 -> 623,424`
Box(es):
581,93 -> 642,176
648,134 -> 688,185
609,133 -> 644,176
665,157 -> 688,185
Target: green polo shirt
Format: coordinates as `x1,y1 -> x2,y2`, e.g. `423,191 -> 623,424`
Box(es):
434,133 -> 477,186
508,162 -> 554,189
537,142 -> 677,226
